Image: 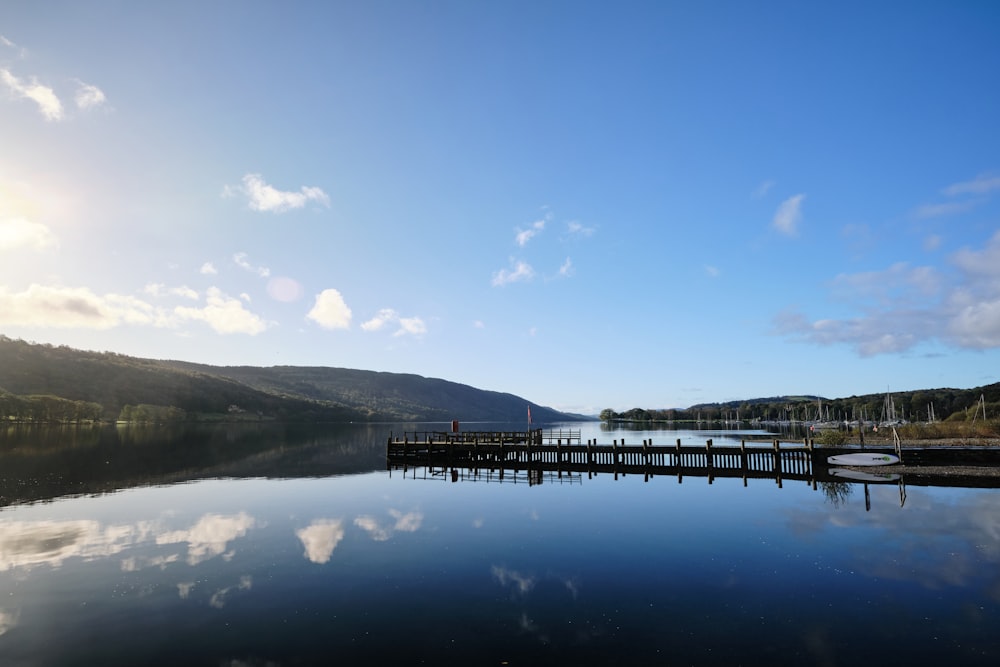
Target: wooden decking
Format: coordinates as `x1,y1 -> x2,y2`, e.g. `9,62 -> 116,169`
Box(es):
387,428 -> 816,485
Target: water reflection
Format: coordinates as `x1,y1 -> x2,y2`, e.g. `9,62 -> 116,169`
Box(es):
296,519 -> 345,563
0,423 -> 997,665
0,511 -> 257,571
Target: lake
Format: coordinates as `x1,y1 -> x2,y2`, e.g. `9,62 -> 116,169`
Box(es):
0,421 -> 997,666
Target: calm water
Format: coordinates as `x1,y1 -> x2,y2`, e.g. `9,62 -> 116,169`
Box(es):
0,422 -> 997,666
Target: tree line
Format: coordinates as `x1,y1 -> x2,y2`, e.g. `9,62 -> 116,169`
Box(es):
601,383 -> 1000,425
0,390 -> 104,423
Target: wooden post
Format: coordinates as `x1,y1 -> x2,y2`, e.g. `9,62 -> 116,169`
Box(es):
772,439 -> 782,483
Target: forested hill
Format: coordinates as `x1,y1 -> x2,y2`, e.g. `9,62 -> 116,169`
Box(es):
161,361 -> 581,423
604,385 -> 1000,424
0,337 -> 582,423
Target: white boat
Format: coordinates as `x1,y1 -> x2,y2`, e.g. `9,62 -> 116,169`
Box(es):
826,452 -> 900,466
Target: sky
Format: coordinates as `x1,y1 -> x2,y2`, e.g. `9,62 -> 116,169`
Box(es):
1,1 -> 999,416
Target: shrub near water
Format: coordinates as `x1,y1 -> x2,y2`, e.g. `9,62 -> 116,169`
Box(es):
817,429 -> 849,446
897,420 -> 1000,441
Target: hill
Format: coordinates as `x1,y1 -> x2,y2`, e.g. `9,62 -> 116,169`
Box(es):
0,336 -> 583,423
605,385 -> 1000,424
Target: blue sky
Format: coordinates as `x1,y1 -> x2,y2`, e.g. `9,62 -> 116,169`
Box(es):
2,1 -> 999,415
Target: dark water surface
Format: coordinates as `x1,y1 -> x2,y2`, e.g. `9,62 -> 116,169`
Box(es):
0,422 -> 997,666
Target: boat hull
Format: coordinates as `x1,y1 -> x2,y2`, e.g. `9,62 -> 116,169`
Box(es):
827,452 -> 900,466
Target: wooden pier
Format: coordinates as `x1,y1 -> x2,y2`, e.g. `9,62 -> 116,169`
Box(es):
387,428 -> 816,486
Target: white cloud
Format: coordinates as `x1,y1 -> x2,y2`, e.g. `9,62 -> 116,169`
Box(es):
74,80 -> 106,110
233,252 -> 270,278
565,221 -> 596,237
233,173 -> 330,213
912,199 -> 982,219
0,284 -> 161,329
144,283 -> 198,300
395,316 -> 427,337
951,231 -> 1000,280
558,257 -> 574,277
0,35 -> 27,59
307,289 -> 352,330
774,231 -> 1000,354
296,519 -> 345,564
174,287 -> 269,335
0,283 -> 267,335
200,262 -> 218,275
361,308 -> 396,332
828,262 -> 943,308
491,259 -> 535,286
361,308 -> 426,336
515,219 -> 545,247
942,173 -> 1000,197
911,173 -> 1000,219
0,67 -> 63,121
0,217 -> 56,251
752,180 -> 775,199
772,194 -> 805,235
947,297 -> 1000,348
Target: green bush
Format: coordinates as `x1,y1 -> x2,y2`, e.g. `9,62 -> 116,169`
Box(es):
817,429 -> 849,446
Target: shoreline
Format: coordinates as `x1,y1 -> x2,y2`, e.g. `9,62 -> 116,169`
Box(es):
833,436 -> 1000,448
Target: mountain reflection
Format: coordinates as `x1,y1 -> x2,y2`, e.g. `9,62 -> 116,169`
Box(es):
0,422 -> 390,507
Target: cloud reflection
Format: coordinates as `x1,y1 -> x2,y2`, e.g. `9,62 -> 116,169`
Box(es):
0,512 -> 258,572
792,487 -> 1000,595
296,520 -> 345,564
0,609 -> 18,636
354,509 -> 423,542
210,575 -> 253,609
177,582 -> 195,599
0,519 -> 155,571
492,566 -> 536,595
157,512 -> 256,565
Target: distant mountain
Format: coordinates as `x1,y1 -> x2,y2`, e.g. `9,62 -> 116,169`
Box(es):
0,336 -> 587,423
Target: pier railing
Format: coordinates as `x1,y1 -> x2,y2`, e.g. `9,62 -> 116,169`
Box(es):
387,434 -> 815,486
387,428 -> 581,447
